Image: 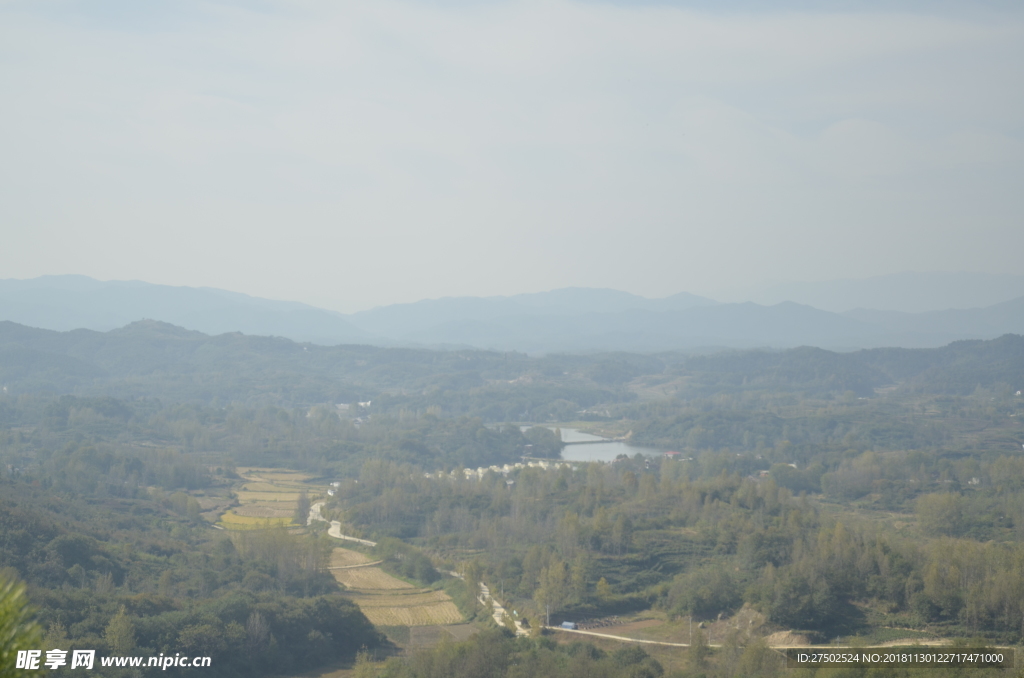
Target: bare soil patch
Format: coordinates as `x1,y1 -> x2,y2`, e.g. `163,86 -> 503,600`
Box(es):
764,631 -> 810,647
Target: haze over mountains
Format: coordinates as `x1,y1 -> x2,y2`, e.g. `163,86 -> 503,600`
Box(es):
733,272 -> 1024,314
2,273 -> 1024,353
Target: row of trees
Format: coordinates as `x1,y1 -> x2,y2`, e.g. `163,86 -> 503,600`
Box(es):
334,448 -> 1024,641
0,466 -> 382,677
0,394 -> 571,486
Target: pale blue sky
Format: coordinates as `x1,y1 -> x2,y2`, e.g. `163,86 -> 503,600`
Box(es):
1,0 -> 1021,311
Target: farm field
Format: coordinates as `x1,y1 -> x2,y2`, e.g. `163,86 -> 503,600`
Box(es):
331,547 -> 462,627
333,565 -> 413,590
219,512 -> 292,528
348,590 -> 453,607
330,549 -> 373,568
218,467 -> 318,530
221,470 -> 466,636
236,490 -> 302,502
356,601 -> 462,627
232,504 -> 293,518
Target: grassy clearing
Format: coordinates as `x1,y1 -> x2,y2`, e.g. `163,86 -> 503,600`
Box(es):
854,628 -> 936,644
377,625 -> 411,645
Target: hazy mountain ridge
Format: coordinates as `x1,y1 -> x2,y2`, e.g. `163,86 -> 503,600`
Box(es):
346,287 -> 718,337
0,275 -> 372,345
844,295 -> 1024,336
334,296 -> 1024,352
741,271 -> 1024,313
1,319 -> 1022,408
4,274 -> 1024,352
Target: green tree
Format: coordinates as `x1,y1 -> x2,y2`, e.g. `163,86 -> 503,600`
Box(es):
534,560 -> 569,621
294,492 -> 312,525
686,623 -> 710,671
736,638 -> 781,678
610,515 -> 632,554
104,606 -> 136,655
916,493 -> 965,537
667,565 -> 740,619
351,650 -> 379,678
569,555 -> 590,604
0,573 -> 42,678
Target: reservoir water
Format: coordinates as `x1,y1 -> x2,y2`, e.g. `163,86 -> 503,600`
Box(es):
557,427 -> 663,463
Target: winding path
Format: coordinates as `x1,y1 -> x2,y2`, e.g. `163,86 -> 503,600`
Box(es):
545,626 -> 691,647
308,501 -> 377,547
307,499 -> 524,639
479,582 -> 526,636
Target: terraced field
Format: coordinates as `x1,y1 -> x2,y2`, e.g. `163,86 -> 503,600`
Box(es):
218,467 -> 316,530
330,547 -> 462,627
232,504 -> 293,518
235,491 -> 302,502
356,600 -> 462,626
220,470 -> 463,630
219,512 -> 292,528
330,548 -> 373,568
333,566 -> 414,590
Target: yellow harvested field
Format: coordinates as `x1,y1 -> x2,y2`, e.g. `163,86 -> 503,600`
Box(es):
241,482 -> 296,493
348,590 -> 452,607
361,602 -> 462,627
260,477 -> 312,486
234,504 -> 294,518
219,511 -> 292,529
241,473 -> 309,483
236,491 -> 301,502
229,470 -> 462,628
330,548 -> 373,568
239,466 -> 313,478
333,567 -> 413,590
217,466 -> 322,531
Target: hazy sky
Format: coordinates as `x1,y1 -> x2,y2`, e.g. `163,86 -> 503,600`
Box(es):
2,0 -> 1022,312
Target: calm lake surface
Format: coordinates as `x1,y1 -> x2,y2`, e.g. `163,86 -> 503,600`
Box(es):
557,427 -> 663,462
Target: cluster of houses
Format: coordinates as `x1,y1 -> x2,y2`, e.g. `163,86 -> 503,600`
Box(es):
422,452 -> 704,483
424,460 -> 575,481
662,451 -> 694,461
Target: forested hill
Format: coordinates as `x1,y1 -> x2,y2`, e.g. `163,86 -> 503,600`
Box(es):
1,319 -> 1022,413
675,334 -> 1024,397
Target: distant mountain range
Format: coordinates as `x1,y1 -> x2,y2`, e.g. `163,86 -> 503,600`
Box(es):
735,271 -> 1024,313
2,274 -> 1024,353
1,318 -> 1021,407
0,275 -> 369,345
